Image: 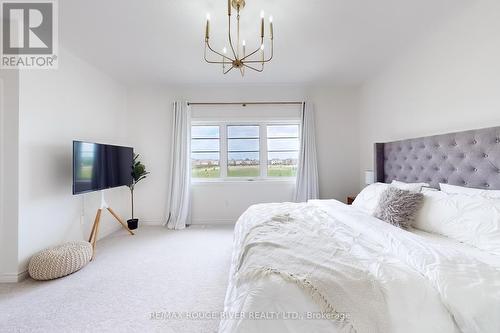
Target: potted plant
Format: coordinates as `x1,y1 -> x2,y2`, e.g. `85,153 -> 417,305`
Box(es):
127,154 -> 150,230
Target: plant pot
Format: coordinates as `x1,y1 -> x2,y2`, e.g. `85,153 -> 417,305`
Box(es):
127,218 -> 139,230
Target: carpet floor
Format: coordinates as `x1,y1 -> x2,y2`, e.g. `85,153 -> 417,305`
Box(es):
0,225 -> 234,333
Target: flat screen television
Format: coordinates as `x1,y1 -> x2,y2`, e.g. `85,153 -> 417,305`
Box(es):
73,141 -> 133,195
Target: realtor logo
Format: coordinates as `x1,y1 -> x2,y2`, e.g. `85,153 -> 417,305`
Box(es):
1,0 -> 58,69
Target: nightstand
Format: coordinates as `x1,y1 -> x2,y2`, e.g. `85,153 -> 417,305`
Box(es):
347,195 -> 356,205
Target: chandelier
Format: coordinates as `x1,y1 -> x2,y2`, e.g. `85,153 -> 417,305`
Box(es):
204,0 -> 274,76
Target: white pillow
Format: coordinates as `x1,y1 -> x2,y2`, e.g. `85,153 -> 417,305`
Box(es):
439,183 -> 500,199
414,190 -> 500,255
391,180 -> 430,192
420,186 -> 439,193
352,183 -> 390,215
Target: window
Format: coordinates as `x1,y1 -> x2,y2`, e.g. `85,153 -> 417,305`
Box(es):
227,125 -> 260,177
191,125 -> 220,178
191,122 -> 300,180
267,125 -> 300,177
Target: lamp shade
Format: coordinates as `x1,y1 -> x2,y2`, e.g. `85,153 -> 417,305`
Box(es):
365,170 -> 375,185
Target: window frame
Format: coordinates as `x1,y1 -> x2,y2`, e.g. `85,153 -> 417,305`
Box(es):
191,119 -> 301,183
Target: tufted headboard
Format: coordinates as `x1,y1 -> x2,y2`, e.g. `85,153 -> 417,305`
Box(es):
374,126 -> 500,190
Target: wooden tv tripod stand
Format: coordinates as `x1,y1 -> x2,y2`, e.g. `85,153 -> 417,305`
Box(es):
88,191 -> 134,259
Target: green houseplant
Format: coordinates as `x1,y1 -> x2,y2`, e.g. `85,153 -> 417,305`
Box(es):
127,154 -> 150,230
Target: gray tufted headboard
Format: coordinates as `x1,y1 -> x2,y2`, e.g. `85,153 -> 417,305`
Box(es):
374,126 -> 500,190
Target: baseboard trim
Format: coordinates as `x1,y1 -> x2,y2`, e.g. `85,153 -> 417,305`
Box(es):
0,270 -> 28,283
139,220 -> 164,226
190,218 -> 236,225
134,219 -> 236,226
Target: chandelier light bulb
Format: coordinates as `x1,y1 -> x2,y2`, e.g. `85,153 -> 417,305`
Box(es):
222,47 -> 227,54
242,40 -> 246,46
260,10 -> 265,19
205,13 -> 211,39
269,16 -> 273,23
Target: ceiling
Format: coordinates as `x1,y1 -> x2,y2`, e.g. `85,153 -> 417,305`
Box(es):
60,0 -> 468,86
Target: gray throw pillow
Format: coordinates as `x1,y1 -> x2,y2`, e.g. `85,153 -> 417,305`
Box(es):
374,187 -> 424,229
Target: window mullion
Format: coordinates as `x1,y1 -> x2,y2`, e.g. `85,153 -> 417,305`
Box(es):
260,124 -> 267,178
220,124 -> 227,178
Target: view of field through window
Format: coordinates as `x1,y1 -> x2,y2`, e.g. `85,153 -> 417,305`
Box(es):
267,125 -> 299,177
191,123 -> 300,178
191,126 -> 220,178
228,125 -> 260,177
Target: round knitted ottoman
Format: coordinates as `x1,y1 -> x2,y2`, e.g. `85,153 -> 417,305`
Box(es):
28,241 -> 93,281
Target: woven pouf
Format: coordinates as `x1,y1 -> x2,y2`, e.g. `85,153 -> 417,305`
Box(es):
28,241 -> 93,281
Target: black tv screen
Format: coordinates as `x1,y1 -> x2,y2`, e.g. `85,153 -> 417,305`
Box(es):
73,141 -> 133,195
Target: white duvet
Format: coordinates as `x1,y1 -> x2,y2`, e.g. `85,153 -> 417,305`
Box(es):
219,200 -> 500,333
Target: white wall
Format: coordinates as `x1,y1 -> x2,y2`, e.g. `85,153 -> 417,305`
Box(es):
359,0 -> 500,181
0,69 -> 20,282
125,86 -> 174,225
17,47 -> 130,272
308,85 -> 361,199
126,84 -> 360,225
191,181 -> 296,224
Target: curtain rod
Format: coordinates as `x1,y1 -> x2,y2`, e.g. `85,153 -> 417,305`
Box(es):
187,101 -> 304,106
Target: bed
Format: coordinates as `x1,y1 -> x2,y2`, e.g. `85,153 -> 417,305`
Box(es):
219,126 -> 500,333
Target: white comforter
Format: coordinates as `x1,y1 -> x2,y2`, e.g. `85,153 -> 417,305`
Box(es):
219,200 -> 500,333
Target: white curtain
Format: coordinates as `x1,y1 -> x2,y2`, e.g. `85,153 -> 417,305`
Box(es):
294,102 -> 319,202
166,101 -> 191,229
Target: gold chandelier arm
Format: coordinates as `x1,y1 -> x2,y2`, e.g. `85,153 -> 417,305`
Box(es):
205,40 -> 234,62
205,59 -> 230,64
240,43 -> 263,62
227,11 -> 238,59
204,45 -> 225,64
223,65 -> 234,75
236,9 -> 241,58
242,39 -> 273,63
266,38 -> 274,62
243,63 -> 264,72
